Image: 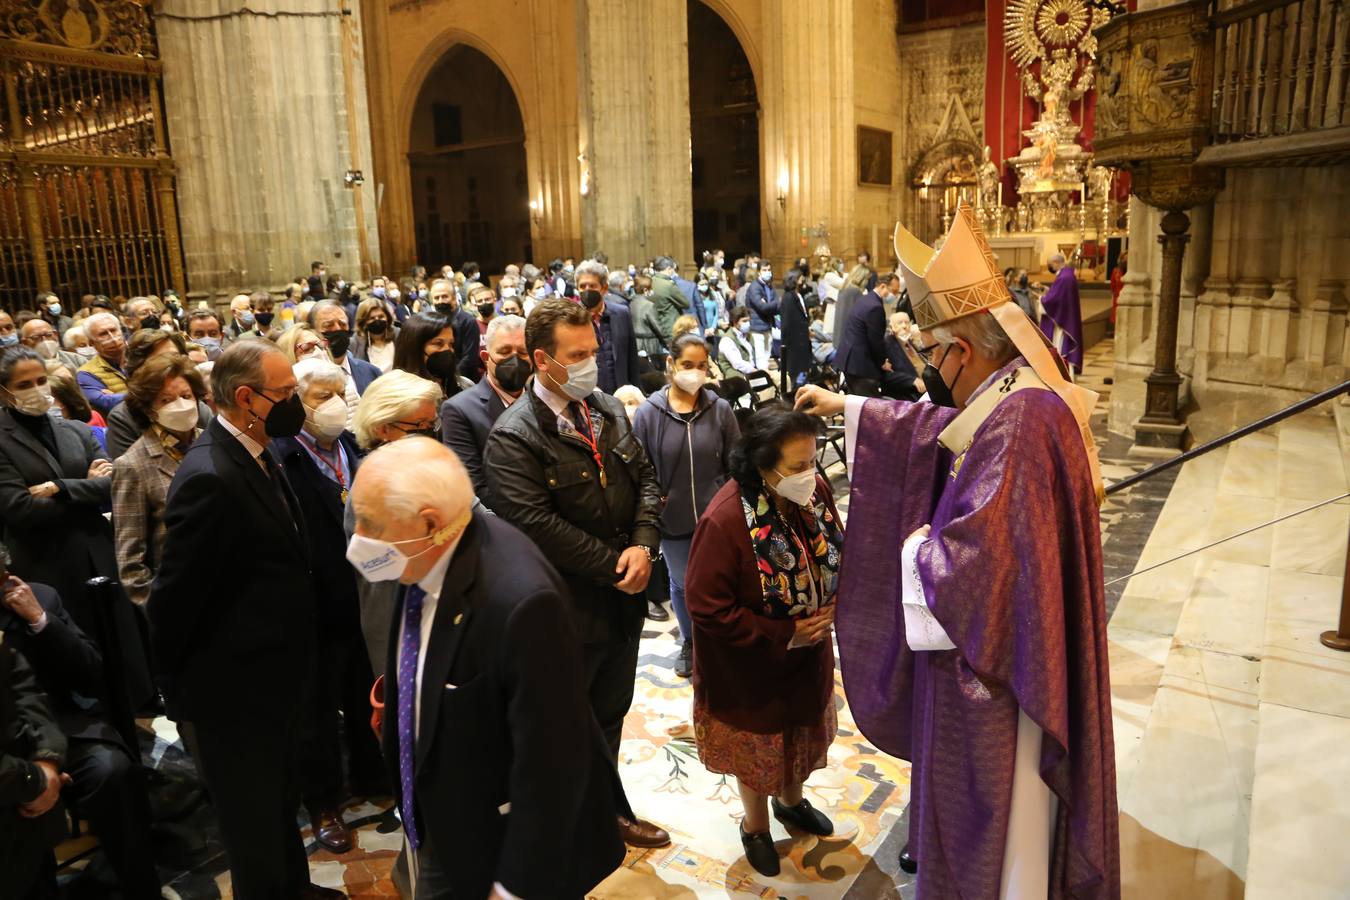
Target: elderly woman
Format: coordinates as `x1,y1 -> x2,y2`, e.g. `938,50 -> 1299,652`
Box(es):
685,404 -> 843,877
347,369 -> 444,673
105,329 -> 209,459
277,325 -> 328,364
112,354 -> 205,607
272,356 -> 383,852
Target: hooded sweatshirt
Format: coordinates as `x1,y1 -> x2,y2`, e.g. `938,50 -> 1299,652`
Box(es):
630,384 -> 740,538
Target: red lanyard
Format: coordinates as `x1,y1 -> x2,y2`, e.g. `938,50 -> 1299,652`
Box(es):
301,436 -> 348,502
571,401 -> 608,488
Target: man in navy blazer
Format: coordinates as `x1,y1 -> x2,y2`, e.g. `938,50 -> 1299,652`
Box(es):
148,341 -> 340,899
311,301 -> 381,396
440,315 -> 529,509
350,438 -> 625,899
835,271 -> 899,397
576,260 -> 640,395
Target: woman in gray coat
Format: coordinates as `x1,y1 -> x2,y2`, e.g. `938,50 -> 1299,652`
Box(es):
631,332 -> 740,678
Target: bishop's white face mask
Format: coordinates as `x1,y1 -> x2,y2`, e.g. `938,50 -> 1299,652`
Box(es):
345,515 -> 468,582
772,467 -> 816,506
305,395 -> 348,441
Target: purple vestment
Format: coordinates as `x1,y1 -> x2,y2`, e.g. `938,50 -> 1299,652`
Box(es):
1039,266 -> 1084,371
838,358 -> 1119,900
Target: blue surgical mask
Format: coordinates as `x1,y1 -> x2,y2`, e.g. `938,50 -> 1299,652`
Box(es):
372,287 -> 386,298
0,334 -> 17,347
759,270 -> 772,282
46,303 -> 61,316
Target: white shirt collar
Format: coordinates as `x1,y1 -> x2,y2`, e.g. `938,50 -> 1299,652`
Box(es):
217,414 -> 266,460
531,374 -> 570,418
335,353 -> 353,374
415,529 -> 461,603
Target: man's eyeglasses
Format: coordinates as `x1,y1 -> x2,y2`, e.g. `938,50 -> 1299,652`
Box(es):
913,341 -> 941,365
389,420 -> 438,436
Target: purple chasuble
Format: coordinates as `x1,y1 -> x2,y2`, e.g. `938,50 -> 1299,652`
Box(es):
1039,266 -> 1084,371
837,358 -> 1119,900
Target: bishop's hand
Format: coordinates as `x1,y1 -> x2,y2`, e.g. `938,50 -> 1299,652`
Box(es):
794,384 -> 846,418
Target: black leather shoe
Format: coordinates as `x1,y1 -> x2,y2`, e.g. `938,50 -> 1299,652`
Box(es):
647,601 -> 670,622
740,824 -> 780,877
675,640 -> 693,678
771,796 -> 833,836
898,840 -> 918,874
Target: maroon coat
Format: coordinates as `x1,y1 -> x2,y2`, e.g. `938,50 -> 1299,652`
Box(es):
685,477 -> 837,735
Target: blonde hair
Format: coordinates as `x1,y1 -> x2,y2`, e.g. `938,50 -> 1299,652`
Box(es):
351,369 -> 443,449
275,326 -> 322,363
673,314 -> 699,338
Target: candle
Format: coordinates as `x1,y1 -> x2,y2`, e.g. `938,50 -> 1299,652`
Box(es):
998,183 -> 1003,209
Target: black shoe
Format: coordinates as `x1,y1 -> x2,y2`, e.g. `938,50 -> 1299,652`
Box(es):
675,640 -> 693,679
647,601 -> 670,622
771,796 -> 833,836
898,840 -> 918,874
740,824 -> 780,877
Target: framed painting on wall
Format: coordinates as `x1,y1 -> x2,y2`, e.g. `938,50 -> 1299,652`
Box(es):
857,126 -> 893,187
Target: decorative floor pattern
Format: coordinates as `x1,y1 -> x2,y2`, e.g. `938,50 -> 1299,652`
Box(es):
54,337 -> 1196,898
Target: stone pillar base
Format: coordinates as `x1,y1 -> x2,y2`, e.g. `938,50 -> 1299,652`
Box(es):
1129,420 -> 1190,458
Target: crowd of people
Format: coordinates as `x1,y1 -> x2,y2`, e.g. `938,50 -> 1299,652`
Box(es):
1,220 -> 1109,900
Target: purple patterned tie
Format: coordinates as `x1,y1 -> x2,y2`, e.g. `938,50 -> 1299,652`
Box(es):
397,584 -> 426,850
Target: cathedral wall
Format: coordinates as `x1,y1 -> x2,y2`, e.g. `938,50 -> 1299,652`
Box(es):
1111,167 -> 1350,441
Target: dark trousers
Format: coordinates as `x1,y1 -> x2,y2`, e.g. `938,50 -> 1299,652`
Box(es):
583,635 -> 641,760
845,374 -> 881,398
301,629 -> 386,810
190,704 -> 310,899
66,738 -> 160,897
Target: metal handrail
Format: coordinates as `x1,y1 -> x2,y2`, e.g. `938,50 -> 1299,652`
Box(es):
1105,379 -> 1350,495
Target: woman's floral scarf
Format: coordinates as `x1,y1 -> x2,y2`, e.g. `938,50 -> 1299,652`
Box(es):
739,479 -> 843,619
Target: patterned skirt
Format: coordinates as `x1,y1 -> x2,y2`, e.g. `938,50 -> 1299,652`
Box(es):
693,695 -> 838,796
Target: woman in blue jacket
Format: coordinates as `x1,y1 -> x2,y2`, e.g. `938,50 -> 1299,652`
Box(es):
632,332 -> 740,678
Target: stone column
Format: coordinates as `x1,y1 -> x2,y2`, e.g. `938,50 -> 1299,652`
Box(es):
575,0 -> 692,267
155,0 -> 379,300
1134,209 -> 1192,454
760,0 -> 854,272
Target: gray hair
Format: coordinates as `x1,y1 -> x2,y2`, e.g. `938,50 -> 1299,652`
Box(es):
212,340 -> 287,412
520,263 -> 541,282
83,311 -> 121,338
484,314 -> 526,351
1048,253 -> 1066,268
575,258 -> 609,283
62,326 -> 85,349
606,270 -> 627,291
292,356 -> 348,394
307,299 -> 346,329
654,255 -> 677,274
931,312 -> 1018,364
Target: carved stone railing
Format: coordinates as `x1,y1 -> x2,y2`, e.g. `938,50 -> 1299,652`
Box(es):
1211,0 -> 1347,145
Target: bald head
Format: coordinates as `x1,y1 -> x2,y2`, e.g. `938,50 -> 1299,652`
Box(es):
349,437 -> 475,584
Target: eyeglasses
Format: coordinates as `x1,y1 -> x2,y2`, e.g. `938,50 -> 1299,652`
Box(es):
251,384 -> 298,402
389,420 -> 438,435
913,341 -> 941,365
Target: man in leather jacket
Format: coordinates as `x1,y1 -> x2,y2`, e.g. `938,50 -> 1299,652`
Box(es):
485,298 -> 671,850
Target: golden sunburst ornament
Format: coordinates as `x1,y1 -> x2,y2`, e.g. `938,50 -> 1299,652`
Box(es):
1036,0 -> 1089,46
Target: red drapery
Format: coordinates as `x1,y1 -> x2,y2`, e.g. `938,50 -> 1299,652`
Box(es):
983,0 -> 1135,204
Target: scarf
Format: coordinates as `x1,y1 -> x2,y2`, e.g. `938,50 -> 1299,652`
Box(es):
739,480 -> 844,620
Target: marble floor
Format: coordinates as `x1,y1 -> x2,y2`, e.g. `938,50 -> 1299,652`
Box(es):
51,339 -> 1350,898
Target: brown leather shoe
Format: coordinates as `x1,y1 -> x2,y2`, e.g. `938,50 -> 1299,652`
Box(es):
617,814 -> 671,848
312,808 -> 353,854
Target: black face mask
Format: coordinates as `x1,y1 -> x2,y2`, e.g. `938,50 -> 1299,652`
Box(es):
253,391 -> 306,438
434,302 -> 456,316
578,289 -> 603,311
493,354 -> 531,393
923,345 -> 962,409
255,312 -> 275,327
1018,275 -> 1029,289
326,330 -> 352,358
366,319 -> 388,336
477,302 -> 496,318
426,349 -> 458,380
139,315 -> 159,332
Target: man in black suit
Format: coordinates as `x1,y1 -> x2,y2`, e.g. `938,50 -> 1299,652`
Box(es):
348,438 -> 625,898
148,341 -> 340,900
0,571 -> 160,896
440,314 -> 528,508
835,271 -> 899,397
575,259 -> 640,395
